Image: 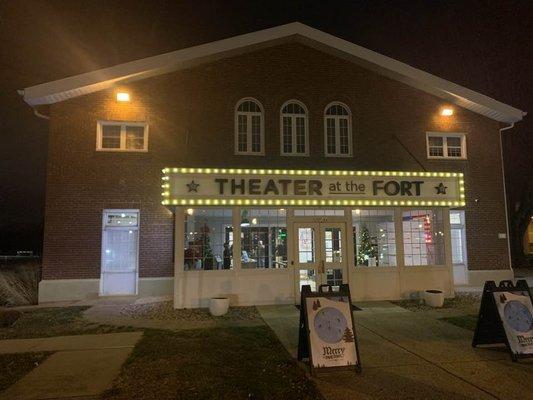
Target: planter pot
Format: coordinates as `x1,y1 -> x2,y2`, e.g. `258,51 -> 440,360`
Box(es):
209,297 -> 230,316
425,290 -> 444,308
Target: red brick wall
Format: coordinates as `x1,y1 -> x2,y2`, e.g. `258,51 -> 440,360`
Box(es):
42,42 -> 509,279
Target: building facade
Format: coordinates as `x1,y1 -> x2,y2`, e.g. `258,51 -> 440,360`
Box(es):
21,23 -> 525,307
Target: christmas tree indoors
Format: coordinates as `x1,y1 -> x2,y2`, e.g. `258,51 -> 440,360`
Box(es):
356,225 -> 377,266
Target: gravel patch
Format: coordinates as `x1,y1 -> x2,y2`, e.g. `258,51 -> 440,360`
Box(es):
392,292 -> 481,312
120,301 -> 262,321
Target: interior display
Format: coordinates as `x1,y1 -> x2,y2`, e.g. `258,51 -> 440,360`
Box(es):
355,225 -> 377,266
183,209 -> 234,270
352,209 -> 396,267
472,279 -> 533,361
240,209 -> 287,268
402,209 -> 445,266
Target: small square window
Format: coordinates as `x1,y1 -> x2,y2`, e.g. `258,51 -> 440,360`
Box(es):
427,133 -> 466,159
97,121 -> 148,152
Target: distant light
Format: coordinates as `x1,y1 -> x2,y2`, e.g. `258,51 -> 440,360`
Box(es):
354,209 -> 361,215
441,108 -> 453,116
116,92 -> 130,102
251,218 -> 258,225
186,208 -> 194,215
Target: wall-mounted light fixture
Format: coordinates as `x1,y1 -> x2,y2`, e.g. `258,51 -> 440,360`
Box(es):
116,92 -> 130,102
440,107 -> 454,116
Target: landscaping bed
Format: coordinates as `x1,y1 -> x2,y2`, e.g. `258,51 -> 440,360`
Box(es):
0,352 -> 50,392
392,292 -> 481,313
0,306 -> 138,340
120,301 -> 262,322
103,327 -> 323,400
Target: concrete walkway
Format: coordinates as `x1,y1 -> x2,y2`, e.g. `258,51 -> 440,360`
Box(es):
0,332 -> 143,400
257,303 -> 533,400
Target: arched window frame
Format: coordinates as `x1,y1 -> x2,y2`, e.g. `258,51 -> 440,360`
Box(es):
323,102 -> 353,157
234,98 -> 265,155
279,100 -> 309,156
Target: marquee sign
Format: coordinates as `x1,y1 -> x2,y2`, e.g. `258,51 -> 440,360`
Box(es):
161,167 -> 465,207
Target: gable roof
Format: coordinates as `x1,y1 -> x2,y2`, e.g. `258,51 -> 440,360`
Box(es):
20,22 -> 525,123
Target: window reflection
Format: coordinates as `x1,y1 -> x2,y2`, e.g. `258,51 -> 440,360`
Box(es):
402,209 -> 445,266
352,209 -> 396,267
240,209 -> 287,269
184,209 -> 233,270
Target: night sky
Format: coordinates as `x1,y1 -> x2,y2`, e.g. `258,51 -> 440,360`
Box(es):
1,0 -> 531,254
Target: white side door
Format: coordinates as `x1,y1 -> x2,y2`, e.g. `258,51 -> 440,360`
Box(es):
100,210 -> 139,296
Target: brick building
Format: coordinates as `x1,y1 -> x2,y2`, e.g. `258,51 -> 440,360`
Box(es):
20,23 -> 525,306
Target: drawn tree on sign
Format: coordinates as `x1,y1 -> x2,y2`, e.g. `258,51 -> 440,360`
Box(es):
342,327 -> 355,342
312,299 -> 322,311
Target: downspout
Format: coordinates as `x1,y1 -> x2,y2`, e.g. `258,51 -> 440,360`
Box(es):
32,107 -> 50,120
499,122 -> 514,271
17,90 -> 50,120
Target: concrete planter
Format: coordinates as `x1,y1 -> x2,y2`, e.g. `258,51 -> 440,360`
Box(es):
209,297 -> 230,316
425,290 -> 444,308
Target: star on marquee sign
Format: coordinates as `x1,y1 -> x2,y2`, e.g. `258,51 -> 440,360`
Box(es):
186,180 -> 200,192
435,183 -> 447,195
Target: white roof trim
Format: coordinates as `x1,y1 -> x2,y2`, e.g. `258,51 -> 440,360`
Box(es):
20,22 -> 525,123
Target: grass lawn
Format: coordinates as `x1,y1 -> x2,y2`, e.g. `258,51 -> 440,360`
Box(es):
0,306 -> 138,339
0,352 -> 50,391
103,326 -> 324,400
438,314 -> 478,331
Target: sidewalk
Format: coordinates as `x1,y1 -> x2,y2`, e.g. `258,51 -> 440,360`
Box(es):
257,303 -> 533,400
0,332 -> 142,399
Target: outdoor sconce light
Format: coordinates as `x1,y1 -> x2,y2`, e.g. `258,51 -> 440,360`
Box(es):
440,107 -> 454,116
116,92 -> 130,102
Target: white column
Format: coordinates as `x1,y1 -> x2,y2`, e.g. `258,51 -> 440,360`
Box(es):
443,207 -> 454,296
174,206 -> 185,308
344,207 -> 355,285
286,208 -> 296,301
394,208 -> 405,299
232,206 -> 242,271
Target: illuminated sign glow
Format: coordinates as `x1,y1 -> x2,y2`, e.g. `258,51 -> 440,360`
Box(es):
161,167 -> 465,207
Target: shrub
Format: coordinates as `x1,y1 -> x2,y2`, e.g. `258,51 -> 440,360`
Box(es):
0,309 -> 22,327
0,262 -> 41,306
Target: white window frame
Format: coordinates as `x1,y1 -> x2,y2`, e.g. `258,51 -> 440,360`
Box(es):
323,102 -> 353,157
450,210 -> 468,266
426,132 -> 467,160
96,121 -> 149,152
234,98 -> 265,155
280,100 -> 309,156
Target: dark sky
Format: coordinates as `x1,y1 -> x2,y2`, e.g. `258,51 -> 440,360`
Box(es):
1,0 -> 531,254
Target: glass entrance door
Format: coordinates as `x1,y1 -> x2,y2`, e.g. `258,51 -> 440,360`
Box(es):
293,222 -> 347,299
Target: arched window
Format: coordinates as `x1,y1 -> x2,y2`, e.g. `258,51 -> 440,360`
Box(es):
235,98 -> 264,155
324,102 -> 352,156
280,100 -> 309,156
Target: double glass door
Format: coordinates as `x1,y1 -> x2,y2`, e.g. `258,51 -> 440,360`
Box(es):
293,222 -> 347,298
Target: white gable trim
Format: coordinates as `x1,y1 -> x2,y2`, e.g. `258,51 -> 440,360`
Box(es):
20,22 -> 525,123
